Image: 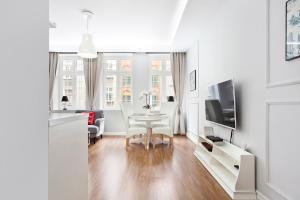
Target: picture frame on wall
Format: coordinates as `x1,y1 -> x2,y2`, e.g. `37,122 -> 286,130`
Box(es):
286,0 -> 300,61
189,70 -> 196,91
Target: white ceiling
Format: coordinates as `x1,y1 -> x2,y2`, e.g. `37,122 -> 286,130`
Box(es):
172,0 -> 222,51
49,0 -> 188,52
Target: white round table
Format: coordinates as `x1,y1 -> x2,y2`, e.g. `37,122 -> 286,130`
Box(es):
129,113 -> 168,150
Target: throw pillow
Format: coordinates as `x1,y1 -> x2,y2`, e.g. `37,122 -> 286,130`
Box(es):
88,112 -> 95,125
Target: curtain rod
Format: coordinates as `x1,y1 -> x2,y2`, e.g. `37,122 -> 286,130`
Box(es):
50,51 -> 174,54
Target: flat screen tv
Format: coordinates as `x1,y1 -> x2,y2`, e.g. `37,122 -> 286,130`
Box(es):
205,79 -> 236,129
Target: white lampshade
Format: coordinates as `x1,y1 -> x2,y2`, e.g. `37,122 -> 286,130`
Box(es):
78,33 -> 97,58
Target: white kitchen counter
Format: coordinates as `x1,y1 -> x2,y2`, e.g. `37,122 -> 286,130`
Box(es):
49,113 -> 88,127
48,112 -> 88,200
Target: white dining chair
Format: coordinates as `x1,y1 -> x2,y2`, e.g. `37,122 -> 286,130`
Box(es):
120,102 -> 147,148
152,102 -> 178,148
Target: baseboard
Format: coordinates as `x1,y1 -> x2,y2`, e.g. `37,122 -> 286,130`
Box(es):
256,191 -> 270,200
103,132 -> 126,136
186,131 -> 198,144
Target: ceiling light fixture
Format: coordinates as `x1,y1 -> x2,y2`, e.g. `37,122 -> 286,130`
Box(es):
78,9 -> 97,59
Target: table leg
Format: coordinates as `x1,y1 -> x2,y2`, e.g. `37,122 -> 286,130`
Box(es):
146,127 -> 152,150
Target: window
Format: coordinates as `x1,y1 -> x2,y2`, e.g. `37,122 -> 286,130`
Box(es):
53,55 -> 86,109
104,75 -> 117,107
52,53 -> 171,111
106,60 -> 117,71
151,60 -> 162,71
166,60 -> 171,71
102,54 -> 133,109
150,55 -> 174,110
151,75 -> 161,107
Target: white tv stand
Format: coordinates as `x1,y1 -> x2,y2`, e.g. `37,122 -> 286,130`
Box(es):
194,135 -> 256,200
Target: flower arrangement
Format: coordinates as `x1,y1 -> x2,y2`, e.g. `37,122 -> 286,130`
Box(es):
139,90 -> 152,110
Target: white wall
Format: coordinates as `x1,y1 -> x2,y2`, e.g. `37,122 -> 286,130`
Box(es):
185,42 -> 200,143
265,1 -> 300,199
103,110 -> 126,133
174,0 -> 300,199
0,0 -> 48,199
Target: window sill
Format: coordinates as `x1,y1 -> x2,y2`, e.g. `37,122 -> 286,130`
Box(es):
101,108 -> 121,111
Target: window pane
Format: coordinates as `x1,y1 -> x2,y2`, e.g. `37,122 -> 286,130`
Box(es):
166,60 -> 171,71
166,75 -> 174,97
102,55 -> 133,109
121,75 -> 131,87
120,75 -> 132,102
120,88 -> 131,102
76,60 -> 84,72
55,56 -> 88,110
104,75 -> 117,108
105,60 -> 117,71
76,75 -> 86,108
151,75 -> 161,107
63,60 -> 73,72
62,75 -> 73,105
151,60 -> 162,71
120,60 -> 131,71
152,75 -> 161,88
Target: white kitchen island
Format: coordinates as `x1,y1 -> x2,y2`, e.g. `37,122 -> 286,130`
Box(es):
49,113 -> 88,200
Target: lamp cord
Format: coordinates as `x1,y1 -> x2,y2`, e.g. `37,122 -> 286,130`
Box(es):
86,16 -> 89,33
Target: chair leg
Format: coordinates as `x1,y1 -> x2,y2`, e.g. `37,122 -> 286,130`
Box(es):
160,135 -> 164,143
100,134 -> 103,139
94,137 -> 96,144
153,135 -> 156,149
126,138 -> 129,148
169,137 -> 173,147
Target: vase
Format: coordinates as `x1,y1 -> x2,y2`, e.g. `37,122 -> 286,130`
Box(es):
146,109 -> 151,115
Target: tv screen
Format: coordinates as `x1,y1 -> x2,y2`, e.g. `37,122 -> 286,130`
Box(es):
205,79 -> 236,129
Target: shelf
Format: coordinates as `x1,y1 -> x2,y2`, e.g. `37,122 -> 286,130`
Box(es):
200,136 -> 214,145
195,145 -> 238,187
210,161 -> 237,191
195,145 -> 211,164
212,153 -> 239,177
195,135 -> 256,199
199,135 -> 251,162
214,141 -> 251,162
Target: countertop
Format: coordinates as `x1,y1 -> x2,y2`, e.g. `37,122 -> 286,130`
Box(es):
49,113 -> 88,127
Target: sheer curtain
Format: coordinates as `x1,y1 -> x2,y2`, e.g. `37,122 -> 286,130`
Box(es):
170,52 -> 186,135
83,52 -> 103,110
49,52 -> 59,110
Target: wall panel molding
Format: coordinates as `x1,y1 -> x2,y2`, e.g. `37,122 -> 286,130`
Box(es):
257,191 -> 271,200
265,0 -> 270,87
265,101 -> 300,200
266,79 -> 300,88
266,0 -> 300,88
187,102 -> 199,136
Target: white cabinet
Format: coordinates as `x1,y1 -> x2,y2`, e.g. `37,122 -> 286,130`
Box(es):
194,135 -> 256,200
49,114 -> 88,200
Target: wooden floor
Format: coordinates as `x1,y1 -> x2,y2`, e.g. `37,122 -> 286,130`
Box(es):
88,136 -> 231,200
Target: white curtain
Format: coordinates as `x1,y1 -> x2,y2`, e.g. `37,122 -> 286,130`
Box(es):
171,52 -> 186,135
49,52 -> 59,110
84,52 -> 103,110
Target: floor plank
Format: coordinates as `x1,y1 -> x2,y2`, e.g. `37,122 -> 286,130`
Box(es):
88,136 -> 231,200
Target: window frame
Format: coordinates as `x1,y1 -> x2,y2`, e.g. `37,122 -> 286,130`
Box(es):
102,54 -> 133,110
54,55 -> 86,110
149,54 -> 173,110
